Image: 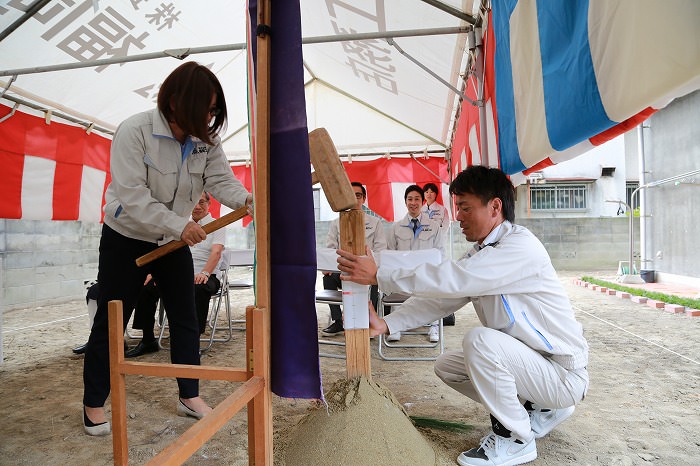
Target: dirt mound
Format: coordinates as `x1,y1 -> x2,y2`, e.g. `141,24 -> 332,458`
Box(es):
283,376 -> 436,466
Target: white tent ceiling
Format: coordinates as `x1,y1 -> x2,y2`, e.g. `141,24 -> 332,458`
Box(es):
0,0 -> 477,162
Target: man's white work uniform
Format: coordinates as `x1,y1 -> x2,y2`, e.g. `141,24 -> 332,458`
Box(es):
326,211 -> 387,252
190,213 -> 225,277
387,211 -> 444,258
421,202 -> 449,229
378,220 -> 589,441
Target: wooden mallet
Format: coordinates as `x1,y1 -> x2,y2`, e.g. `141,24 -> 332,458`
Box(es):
135,128 -> 356,267
309,128 -> 372,379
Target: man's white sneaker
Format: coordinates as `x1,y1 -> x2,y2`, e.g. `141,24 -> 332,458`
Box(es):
386,332 -> 401,342
428,324 -> 439,343
529,403 -> 575,439
457,431 -> 537,466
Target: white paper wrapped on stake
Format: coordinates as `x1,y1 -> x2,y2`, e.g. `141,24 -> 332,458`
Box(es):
341,279 -> 370,329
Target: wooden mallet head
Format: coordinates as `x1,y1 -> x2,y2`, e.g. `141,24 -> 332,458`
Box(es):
309,128 -> 356,212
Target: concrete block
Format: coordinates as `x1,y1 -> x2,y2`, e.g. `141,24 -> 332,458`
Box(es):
617,292 -> 631,299
5,233 -> 35,251
685,308 -> 700,317
591,285 -> 599,291
60,279 -> 84,297
646,300 -> 665,309
35,281 -> 62,300
607,289 -> 617,295
631,296 -> 648,304
4,220 -> 36,234
664,304 -> 685,314
599,287 -> 608,293
5,252 -> 35,269
3,267 -> 36,287
3,285 -> 35,307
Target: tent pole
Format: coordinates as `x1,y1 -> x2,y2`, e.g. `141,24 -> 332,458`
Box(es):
387,38 -> 470,100
0,27 -> 468,78
316,79 -> 445,147
419,0 -> 478,24
0,94 -> 112,134
0,0 -> 51,43
474,26 -> 489,167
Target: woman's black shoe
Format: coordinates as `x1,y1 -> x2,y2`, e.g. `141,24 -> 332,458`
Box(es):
72,343 -> 88,354
125,340 -> 159,358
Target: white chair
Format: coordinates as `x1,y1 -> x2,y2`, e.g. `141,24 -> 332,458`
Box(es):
158,248 -> 254,353
376,249 -> 445,361
222,248 -> 255,332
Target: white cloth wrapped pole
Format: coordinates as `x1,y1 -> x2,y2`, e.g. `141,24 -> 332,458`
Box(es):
341,278 -> 370,329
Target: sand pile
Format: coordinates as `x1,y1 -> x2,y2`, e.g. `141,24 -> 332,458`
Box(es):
283,376 -> 436,466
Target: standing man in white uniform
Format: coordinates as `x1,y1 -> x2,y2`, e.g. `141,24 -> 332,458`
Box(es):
337,166 -> 589,466
321,182 -> 387,336
386,184 -> 444,342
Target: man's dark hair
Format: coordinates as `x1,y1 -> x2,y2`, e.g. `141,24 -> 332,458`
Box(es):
449,166 -> 515,222
422,182 -> 439,194
404,184 -> 424,201
158,62 -> 227,145
351,181 -> 366,197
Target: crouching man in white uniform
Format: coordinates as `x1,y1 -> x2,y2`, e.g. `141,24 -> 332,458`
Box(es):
337,165 -> 589,466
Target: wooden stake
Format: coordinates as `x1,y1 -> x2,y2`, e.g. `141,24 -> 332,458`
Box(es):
252,0 -> 273,463
339,210 -> 371,379
247,306 -> 272,466
108,300 -> 128,466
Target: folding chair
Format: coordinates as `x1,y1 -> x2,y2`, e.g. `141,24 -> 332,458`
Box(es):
157,248 -> 254,353
223,249 -> 255,332
315,247 -> 345,359
376,249 -> 445,361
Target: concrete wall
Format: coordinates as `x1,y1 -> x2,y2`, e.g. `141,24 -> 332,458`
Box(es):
316,217 -> 636,271
642,90 -> 700,279
0,215 -> 638,312
0,219 -> 101,312
0,219 -> 256,313
515,217 -> 637,271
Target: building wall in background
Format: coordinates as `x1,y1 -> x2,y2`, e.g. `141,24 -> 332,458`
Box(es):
515,135 -> 630,219
0,219 -> 101,312
317,217 -> 635,271
2,217 -> 637,312
642,90 -> 700,279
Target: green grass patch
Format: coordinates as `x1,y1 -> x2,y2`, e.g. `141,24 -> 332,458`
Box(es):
410,416 -> 474,433
581,276 -> 700,310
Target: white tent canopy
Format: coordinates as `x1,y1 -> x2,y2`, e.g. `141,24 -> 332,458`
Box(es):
0,0 -> 477,161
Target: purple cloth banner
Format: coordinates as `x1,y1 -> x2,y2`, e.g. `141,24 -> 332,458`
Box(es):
248,0 -> 322,399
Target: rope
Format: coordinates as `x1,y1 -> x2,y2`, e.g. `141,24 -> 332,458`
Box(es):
574,305 -> 700,366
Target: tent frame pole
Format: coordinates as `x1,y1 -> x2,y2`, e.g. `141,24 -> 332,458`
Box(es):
0,27 -> 469,78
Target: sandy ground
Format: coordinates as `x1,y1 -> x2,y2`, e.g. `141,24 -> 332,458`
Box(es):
1,270 -> 699,465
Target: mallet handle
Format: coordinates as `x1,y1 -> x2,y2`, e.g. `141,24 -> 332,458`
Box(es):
135,205 -> 249,267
